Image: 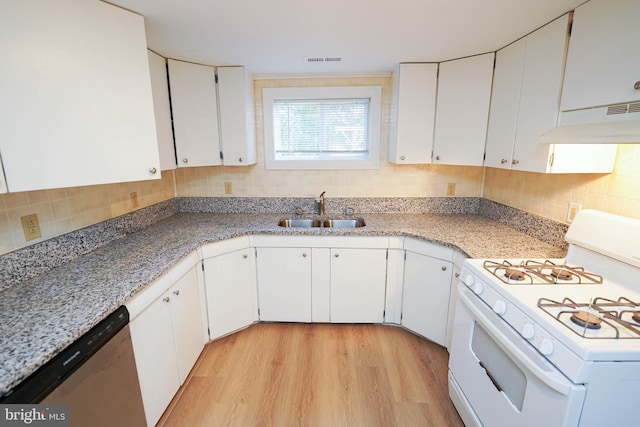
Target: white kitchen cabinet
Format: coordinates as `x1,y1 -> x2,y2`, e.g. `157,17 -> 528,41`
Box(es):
485,14 -> 617,173
255,247 -> 312,322
401,243 -> 453,346
168,59 -> 222,168
148,50 -> 176,171
432,53 -> 494,166
561,0 -> 640,112
202,239 -> 258,339
168,61 -> 256,168
330,248 -> 388,323
217,66 -> 257,166
0,0 -> 160,193
388,63 -> 438,164
128,257 -> 204,427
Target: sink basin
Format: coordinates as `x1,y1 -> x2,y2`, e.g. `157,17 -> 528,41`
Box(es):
277,218 -> 322,228
322,218 -> 366,228
277,218 -> 365,228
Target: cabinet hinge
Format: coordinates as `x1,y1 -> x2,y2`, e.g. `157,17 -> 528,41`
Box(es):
257,308 -> 261,316
404,251 -> 407,261
549,152 -> 555,167
219,151 -> 224,160
215,73 -> 219,84
567,19 -> 573,36
400,312 -> 403,321
201,262 -> 205,271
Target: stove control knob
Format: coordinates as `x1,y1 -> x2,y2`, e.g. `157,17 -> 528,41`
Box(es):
463,274 -> 474,287
493,300 -> 507,315
471,282 -> 484,295
522,324 -> 535,340
539,339 -> 554,356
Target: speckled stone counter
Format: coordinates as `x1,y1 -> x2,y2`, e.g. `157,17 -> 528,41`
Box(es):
0,209 -> 567,396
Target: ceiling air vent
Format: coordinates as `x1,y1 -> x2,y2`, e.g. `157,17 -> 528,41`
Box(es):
607,102 -> 640,115
305,56 -> 342,63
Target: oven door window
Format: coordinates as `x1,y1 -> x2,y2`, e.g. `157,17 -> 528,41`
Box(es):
472,322 -> 526,410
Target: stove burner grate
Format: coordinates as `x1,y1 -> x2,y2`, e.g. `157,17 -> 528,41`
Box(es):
483,259 -> 603,285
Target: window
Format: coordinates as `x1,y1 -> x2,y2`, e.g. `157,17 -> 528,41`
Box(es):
263,86 -> 381,169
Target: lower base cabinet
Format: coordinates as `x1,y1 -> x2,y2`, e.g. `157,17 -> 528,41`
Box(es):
256,247 -> 312,322
330,248 -> 387,323
129,263 -> 204,427
401,250 -> 453,346
203,246 -> 258,339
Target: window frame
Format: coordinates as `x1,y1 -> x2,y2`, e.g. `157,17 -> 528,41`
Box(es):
262,86 -> 382,170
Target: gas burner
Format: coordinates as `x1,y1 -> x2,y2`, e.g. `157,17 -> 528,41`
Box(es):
551,268 -> 573,281
570,311 -> 602,329
538,297 -> 640,339
504,268 -> 525,281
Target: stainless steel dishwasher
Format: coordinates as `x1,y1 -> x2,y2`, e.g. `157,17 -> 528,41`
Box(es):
1,306 -> 147,426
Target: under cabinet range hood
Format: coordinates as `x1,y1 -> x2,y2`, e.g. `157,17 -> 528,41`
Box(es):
540,102 -> 640,144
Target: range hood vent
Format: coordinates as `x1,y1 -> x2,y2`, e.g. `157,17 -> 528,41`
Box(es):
540,102 -> 640,144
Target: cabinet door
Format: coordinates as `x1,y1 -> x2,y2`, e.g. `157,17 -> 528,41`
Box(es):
402,251 -> 453,346
433,53 -> 494,166
485,39 -> 526,169
204,248 -> 257,339
330,248 -> 387,323
168,59 -> 222,167
513,15 -> 568,172
168,266 -> 204,384
256,247 -> 312,322
217,66 -> 257,166
561,0 -> 640,111
129,295 -> 180,427
388,63 -> 438,164
0,0 -> 160,192
148,50 -> 176,171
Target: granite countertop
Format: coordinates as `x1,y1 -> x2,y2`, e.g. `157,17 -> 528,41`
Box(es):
0,212 -> 566,395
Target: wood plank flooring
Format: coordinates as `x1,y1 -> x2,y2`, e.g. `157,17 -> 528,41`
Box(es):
159,323 -> 464,427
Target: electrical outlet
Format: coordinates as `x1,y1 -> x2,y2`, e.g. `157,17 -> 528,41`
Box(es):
224,181 -> 233,195
130,192 -> 139,209
21,213 -> 42,241
567,203 -> 582,223
447,183 -> 456,196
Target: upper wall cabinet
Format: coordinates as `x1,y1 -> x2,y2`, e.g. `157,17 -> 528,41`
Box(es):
561,0 -> 640,111
485,15 -> 617,173
148,51 -> 177,171
0,0 -> 160,193
168,60 -> 222,168
168,60 -> 256,168
388,63 -> 438,164
432,53 -> 494,166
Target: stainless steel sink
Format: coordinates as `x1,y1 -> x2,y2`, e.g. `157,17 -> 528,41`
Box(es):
277,218 -> 365,228
277,218 -> 322,228
322,218 -> 366,228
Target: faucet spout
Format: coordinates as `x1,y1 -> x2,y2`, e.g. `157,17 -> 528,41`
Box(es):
315,191 -> 326,215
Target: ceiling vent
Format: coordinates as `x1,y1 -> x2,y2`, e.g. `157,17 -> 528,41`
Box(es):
305,56 -> 342,63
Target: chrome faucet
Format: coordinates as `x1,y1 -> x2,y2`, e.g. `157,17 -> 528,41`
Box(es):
315,191 -> 326,215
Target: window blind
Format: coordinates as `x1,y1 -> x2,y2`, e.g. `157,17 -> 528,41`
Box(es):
272,98 -> 370,160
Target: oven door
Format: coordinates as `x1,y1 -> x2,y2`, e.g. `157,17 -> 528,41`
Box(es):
448,285 -> 586,427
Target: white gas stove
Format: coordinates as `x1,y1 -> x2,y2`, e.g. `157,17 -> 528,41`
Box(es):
448,210 -> 640,427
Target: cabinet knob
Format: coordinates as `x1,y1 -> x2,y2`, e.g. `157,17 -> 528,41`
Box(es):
400,155 -> 406,161
302,253 -> 308,258
163,296 -> 170,303
500,159 -> 508,164
182,158 -> 189,164
435,155 -> 441,161
149,167 -> 157,174
455,272 -> 460,278
634,81 -> 640,90
173,290 -> 180,296
242,253 -> 248,259
512,159 -> 520,165
334,253 -> 340,258
441,265 -> 447,271
238,157 -> 243,162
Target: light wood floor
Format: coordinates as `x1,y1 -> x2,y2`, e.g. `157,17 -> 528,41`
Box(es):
159,323 -> 465,427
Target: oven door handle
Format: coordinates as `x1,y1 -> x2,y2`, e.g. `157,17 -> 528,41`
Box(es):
459,290 -> 572,396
